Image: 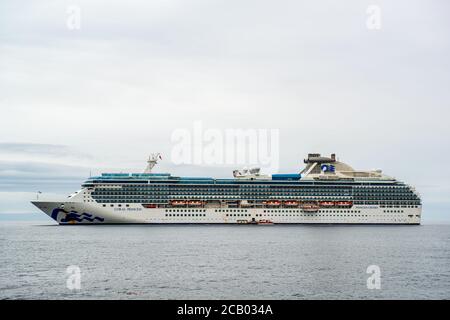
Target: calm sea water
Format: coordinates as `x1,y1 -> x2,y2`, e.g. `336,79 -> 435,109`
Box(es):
1,221 -> 449,300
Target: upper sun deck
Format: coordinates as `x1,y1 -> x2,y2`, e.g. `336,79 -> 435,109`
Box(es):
86,173 -> 302,184
83,153 -> 396,186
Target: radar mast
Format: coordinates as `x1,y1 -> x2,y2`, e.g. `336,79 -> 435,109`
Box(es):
143,153 -> 162,174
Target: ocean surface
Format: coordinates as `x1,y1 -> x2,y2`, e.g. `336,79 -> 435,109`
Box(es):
1,221 -> 449,300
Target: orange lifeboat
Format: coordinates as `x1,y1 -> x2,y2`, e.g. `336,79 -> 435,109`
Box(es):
142,203 -> 157,209
319,201 -> 335,207
284,200 -> 299,207
187,200 -> 203,206
301,203 -> 320,212
170,200 -> 186,206
336,201 -> 353,207
264,200 -> 281,207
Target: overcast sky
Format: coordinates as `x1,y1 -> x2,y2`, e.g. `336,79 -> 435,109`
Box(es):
1,0 -> 449,221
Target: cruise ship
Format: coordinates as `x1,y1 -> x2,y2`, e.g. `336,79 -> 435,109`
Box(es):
32,153 -> 422,225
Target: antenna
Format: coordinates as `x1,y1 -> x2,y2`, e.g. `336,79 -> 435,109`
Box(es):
143,153 -> 162,174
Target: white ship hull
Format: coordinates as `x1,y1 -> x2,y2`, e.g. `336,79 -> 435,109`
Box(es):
31,153 -> 423,225
32,200 -> 421,225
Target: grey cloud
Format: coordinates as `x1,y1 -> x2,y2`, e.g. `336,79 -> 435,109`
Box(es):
0,160 -> 87,176
0,160 -> 88,192
1,142 -> 68,155
0,142 -> 93,159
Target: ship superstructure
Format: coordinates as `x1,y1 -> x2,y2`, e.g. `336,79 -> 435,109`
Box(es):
32,153 -> 422,225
